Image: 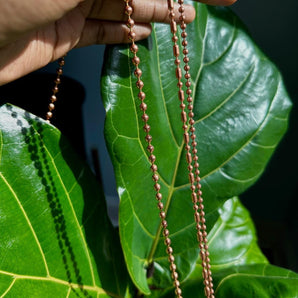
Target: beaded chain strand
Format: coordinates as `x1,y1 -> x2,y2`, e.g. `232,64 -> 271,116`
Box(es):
45,56 -> 65,123
125,0 -> 215,297
124,1 -> 183,297
167,0 -> 215,297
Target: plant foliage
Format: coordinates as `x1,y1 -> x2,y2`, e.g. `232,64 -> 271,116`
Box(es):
0,2 -> 297,298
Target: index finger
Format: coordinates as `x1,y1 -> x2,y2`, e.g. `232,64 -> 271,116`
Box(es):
86,0 -> 196,24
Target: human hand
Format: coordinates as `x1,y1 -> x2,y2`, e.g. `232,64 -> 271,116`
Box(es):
0,0 -> 236,85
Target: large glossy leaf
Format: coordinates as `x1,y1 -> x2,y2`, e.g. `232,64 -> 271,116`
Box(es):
101,3 -> 292,294
159,263 -> 298,297
0,104 -> 129,297
150,198 -> 298,297
149,197 -> 268,291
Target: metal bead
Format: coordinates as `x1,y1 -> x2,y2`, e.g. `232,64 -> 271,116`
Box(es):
163,229 -> 170,237
125,5 -> 133,15
165,238 -> 171,246
174,280 -> 181,288
152,174 -> 159,182
132,56 -> 140,65
156,193 -> 162,200
151,164 -> 158,172
175,288 -> 182,296
154,183 -> 161,191
51,95 -> 57,102
177,81 -> 183,88
168,0 -> 174,9
185,72 -> 191,79
138,91 -> 146,100
183,56 -> 189,63
136,80 -> 144,89
169,12 -> 175,19
179,15 -> 186,22
58,59 -> 65,66
189,118 -> 195,125
171,263 -> 177,271
172,272 -> 179,280
145,134 -> 152,143
168,255 -> 175,263
126,18 -> 135,28
178,6 -> 185,13
162,220 -> 168,228
185,81 -> 191,88
172,35 -> 178,42
140,102 -> 147,111
134,68 -> 142,77
48,103 -> 55,111
149,154 -> 156,163
181,31 -> 187,38
147,144 -> 154,153
158,202 -> 164,210
181,23 -> 186,29
159,211 -> 166,219
142,114 -> 149,122
167,246 -> 173,254
184,65 -> 190,71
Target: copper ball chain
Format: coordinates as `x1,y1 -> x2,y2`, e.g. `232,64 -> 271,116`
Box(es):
124,0 -> 183,296
167,0 -> 214,296
45,56 -> 65,123
124,0 -> 214,297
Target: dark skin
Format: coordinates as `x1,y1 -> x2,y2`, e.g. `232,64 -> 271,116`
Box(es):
0,0 -> 237,85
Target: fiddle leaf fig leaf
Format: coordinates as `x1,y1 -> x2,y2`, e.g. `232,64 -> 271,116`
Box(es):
149,198 -> 298,297
101,3 -> 292,295
149,197 -> 269,296
157,264 -> 298,298
150,197 -> 268,291
0,104 -> 129,297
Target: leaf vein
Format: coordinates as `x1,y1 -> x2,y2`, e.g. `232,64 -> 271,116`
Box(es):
0,173 -> 50,276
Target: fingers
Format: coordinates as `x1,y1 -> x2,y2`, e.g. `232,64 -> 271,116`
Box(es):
76,20 -> 152,47
85,0 -> 196,24
197,0 -> 237,6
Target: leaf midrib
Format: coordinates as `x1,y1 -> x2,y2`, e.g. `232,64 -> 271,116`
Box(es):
0,270 -> 111,297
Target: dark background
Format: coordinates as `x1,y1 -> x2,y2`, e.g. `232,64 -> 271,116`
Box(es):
0,0 -> 297,272
231,0 -> 298,272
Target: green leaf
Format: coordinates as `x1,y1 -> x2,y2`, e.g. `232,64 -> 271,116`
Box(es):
159,264 -> 298,298
150,197 -> 267,294
150,198 -> 298,297
101,3 -> 291,294
150,197 -> 268,292
0,104 -> 129,297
